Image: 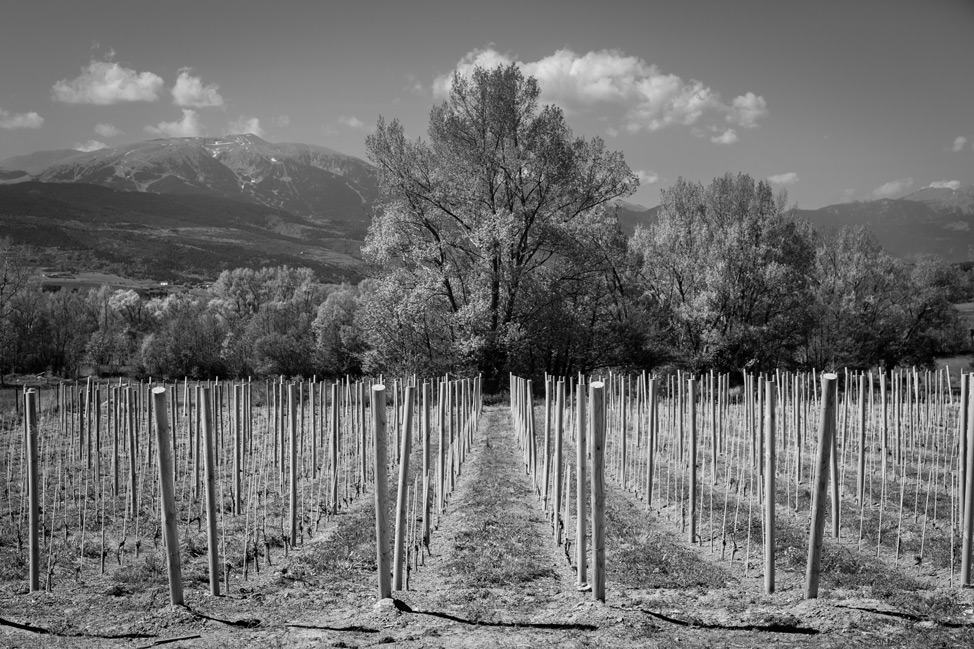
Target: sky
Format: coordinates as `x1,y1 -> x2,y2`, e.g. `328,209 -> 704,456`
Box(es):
0,0 -> 972,209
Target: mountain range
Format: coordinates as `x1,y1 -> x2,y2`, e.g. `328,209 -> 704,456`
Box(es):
0,135 -> 377,281
614,185 -> 974,262
1,135 -> 972,284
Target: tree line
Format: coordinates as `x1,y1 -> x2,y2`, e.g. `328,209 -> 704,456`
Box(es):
0,64 -> 967,386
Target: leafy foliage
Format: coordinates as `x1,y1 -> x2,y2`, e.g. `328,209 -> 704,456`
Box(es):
363,64 -> 639,387
631,174 -> 816,374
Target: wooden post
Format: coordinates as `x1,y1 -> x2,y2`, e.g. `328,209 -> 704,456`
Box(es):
543,379 -> 551,509
126,387 -> 138,518
688,377 -> 697,544
331,383 -> 340,512
856,374 -> 866,506
554,380 -> 565,544
360,383 -> 368,489
576,377 -> 588,584
152,387 -> 184,606
233,384 -> 243,515
25,389 -> 40,592
393,385 -> 414,589
437,381 -> 446,514
591,381 -> 607,602
764,380 -> 776,594
805,373 -> 838,599
421,383 -> 432,546
646,378 -> 657,507
200,387 -> 221,596
961,374 -> 970,521
371,384 -> 392,600
830,381 -> 841,539
289,383 -> 299,547
620,378 -> 628,489
962,384 -> 974,584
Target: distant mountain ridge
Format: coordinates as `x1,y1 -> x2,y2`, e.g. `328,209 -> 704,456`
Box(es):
796,184 -> 974,261
0,181 -> 363,282
613,184 -> 974,262
1,135 -> 970,280
0,134 -> 378,238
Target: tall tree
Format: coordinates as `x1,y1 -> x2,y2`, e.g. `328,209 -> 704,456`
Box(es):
0,239 -> 35,382
364,63 -> 638,385
632,173 -> 815,373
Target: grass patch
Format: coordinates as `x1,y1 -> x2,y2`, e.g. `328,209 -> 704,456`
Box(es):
294,501 -> 377,579
605,482 -> 730,589
443,426 -> 556,588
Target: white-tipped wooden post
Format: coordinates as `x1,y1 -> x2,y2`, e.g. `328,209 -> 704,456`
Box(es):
393,385 -> 414,589
371,384 -> 392,600
805,373 -> 837,599
575,376 -> 588,584
199,387 -> 221,596
591,381 -> 606,602
764,379 -> 776,594
152,386 -> 184,605
25,389 -> 40,592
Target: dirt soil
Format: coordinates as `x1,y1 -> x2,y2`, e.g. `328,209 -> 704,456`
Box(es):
3,406 -> 974,648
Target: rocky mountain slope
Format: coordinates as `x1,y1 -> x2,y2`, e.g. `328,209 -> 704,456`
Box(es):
1,134 -> 378,238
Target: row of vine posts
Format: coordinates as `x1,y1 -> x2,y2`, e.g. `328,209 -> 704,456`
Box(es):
4,374 -> 482,605
509,367 -> 974,602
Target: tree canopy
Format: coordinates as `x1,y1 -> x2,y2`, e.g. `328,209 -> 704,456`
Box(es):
364,64 -> 638,386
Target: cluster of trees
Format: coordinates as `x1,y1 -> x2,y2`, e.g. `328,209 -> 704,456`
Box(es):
360,64 -> 966,388
0,256 -> 367,382
0,64 -> 966,385
632,177 -> 965,375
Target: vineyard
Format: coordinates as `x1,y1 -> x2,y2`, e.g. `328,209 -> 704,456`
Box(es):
2,370 -> 974,647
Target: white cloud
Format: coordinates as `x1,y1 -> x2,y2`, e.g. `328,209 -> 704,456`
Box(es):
0,108 -> 43,129
73,140 -> 107,152
433,47 -> 768,135
729,92 -> 768,128
635,170 -> 659,186
432,46 -> 513,98
872,177 -> 913,199
926,180 -> 961,190
94,122 -> 122,137
710,128 -> 738,145
605,126 -> 619,137
339,115 -> 368,130
52,59 -> 163,104
271,114 -> 290,128
145,109 -> 203,137
950,136 -> 968,152
226,115 -> 264,137
171,69 -> 224,108
768,172 -> 799,185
